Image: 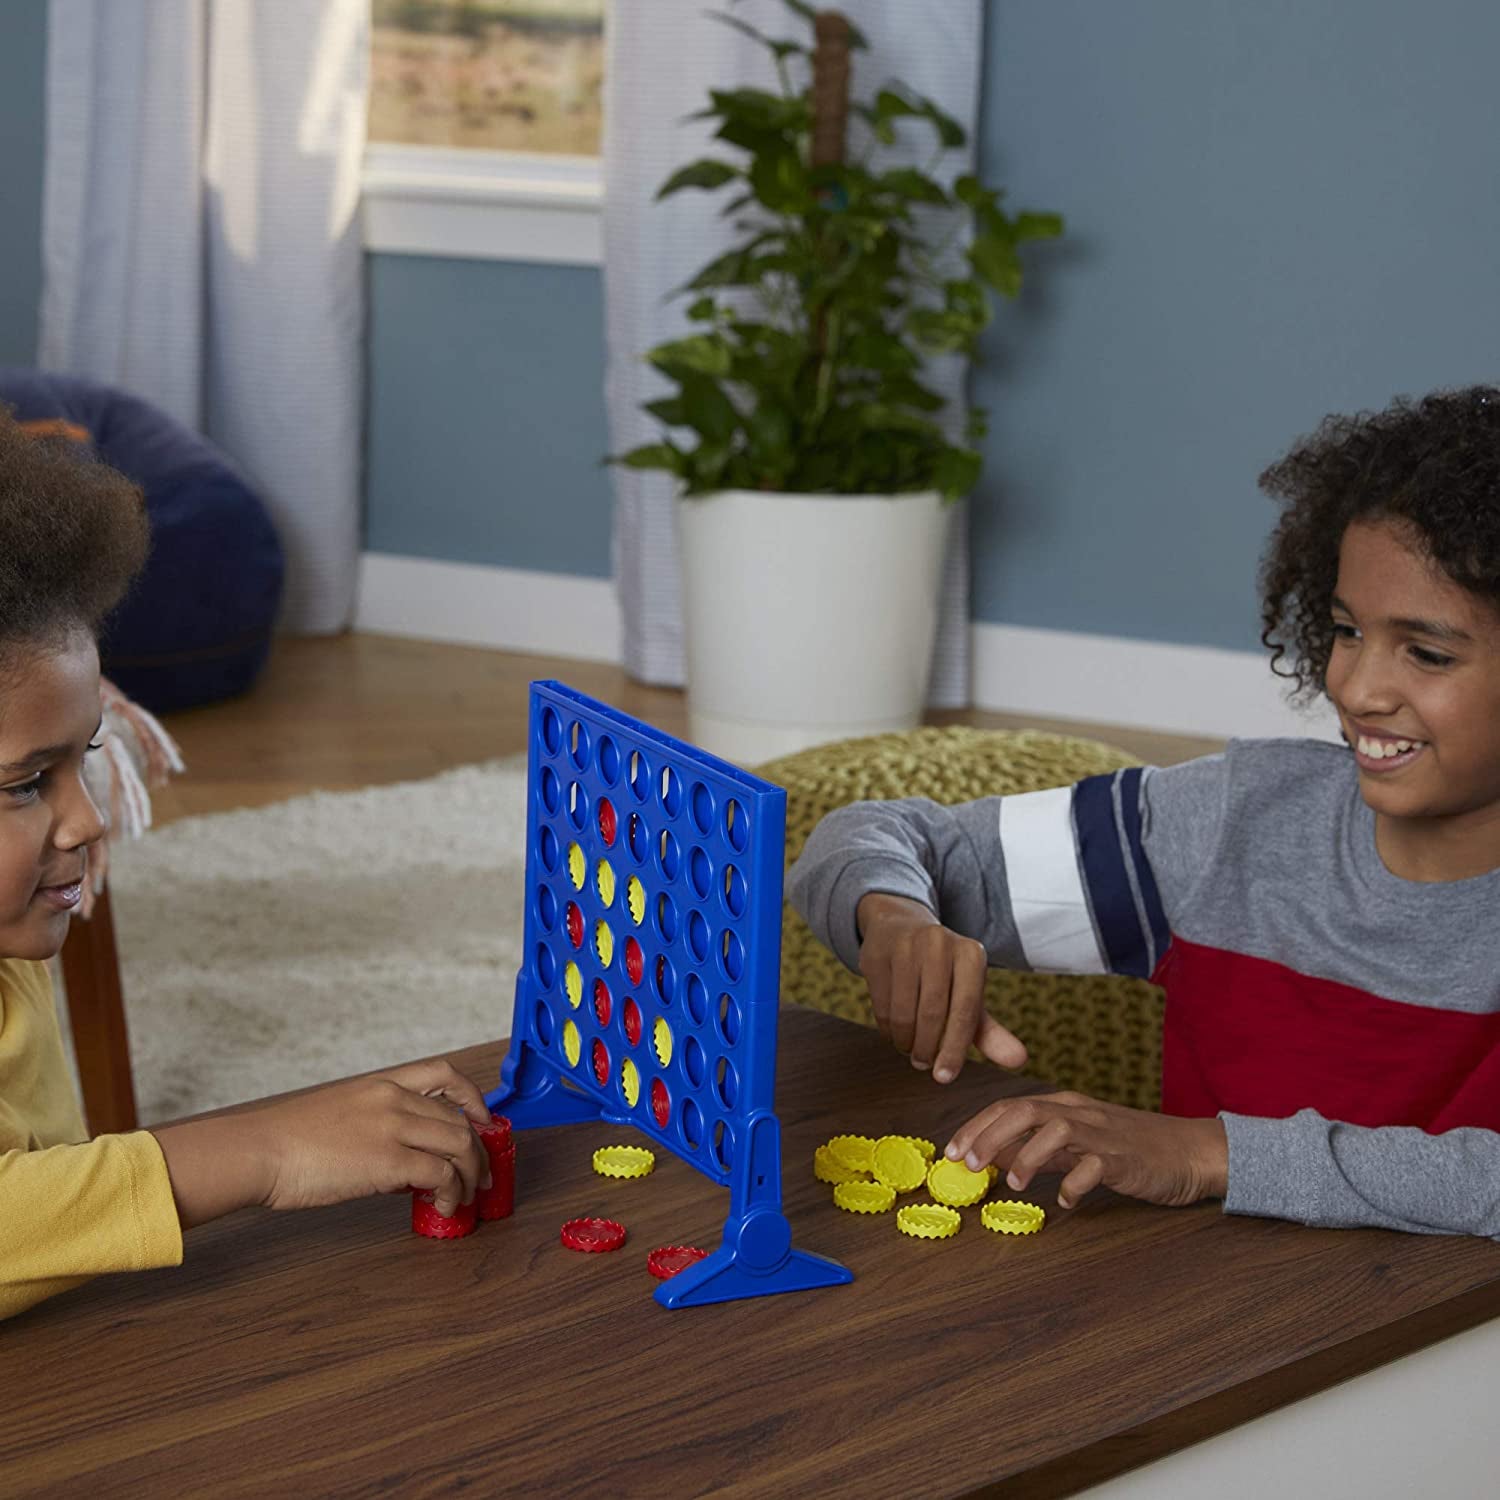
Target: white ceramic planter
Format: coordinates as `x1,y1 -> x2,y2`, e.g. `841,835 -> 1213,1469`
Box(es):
676,488 -> 949,765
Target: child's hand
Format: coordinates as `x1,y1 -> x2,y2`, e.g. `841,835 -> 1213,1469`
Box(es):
255,1059 -> 494,1216
856,892 -> 1027,1082
944,1091 -> 1229,1210
153,1058 -> 495,1228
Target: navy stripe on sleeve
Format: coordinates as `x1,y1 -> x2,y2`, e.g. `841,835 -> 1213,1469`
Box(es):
1116,766 -> 1171,973
1073,772 -> 1154,979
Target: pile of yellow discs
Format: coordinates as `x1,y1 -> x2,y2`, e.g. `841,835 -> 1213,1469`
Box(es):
815,1133 -> 1044,1239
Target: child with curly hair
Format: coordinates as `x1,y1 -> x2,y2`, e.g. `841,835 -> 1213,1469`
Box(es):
0,411 -> 494,1321
791,385 -> 1500,1238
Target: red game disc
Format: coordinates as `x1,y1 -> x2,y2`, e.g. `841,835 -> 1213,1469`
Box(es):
476,1115 -> 512,1152
412,1192 -> 478,1240
646,1245 -> 709,1280
560,1217 -> 627,1253
650,1077 -> 670,1128
598,797 -> 617,847
624,937 -> 644,987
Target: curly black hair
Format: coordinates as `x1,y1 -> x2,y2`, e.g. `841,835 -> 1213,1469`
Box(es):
1258,385 -> 1500,700
0,406 -> 149,670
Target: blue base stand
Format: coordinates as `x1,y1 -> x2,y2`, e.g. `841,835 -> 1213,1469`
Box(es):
655,1229 -> 853,1310
485,1039 -> 602,1128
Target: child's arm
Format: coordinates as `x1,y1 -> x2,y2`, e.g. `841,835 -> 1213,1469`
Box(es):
1,1058 -> 492,1322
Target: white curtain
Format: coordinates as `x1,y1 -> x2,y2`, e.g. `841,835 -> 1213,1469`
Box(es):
603,0 -> 982,705
40,0 -> 367,635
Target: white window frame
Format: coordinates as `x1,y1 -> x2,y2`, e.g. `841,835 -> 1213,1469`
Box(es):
361,143 -> 603,266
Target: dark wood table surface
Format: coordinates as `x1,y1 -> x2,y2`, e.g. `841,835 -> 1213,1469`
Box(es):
5,1007 -> 1500,1499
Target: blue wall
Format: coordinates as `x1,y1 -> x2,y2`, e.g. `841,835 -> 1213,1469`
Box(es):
7,2 -> 1499,649
0,0 -> 45,366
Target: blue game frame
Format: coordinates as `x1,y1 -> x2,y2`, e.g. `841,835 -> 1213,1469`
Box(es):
486,681 -> 851,1308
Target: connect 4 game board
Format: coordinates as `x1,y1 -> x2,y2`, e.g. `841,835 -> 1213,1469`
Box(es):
486,682 -> 852,1309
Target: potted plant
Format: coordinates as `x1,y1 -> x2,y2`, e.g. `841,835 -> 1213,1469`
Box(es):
615,1 -> 1062,763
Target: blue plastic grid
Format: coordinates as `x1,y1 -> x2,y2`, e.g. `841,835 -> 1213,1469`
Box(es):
486,681 -> 851,1308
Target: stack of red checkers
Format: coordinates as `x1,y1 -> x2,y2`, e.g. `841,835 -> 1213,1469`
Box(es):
411,1191 -> 477,1239
646,1245 -> 709,1280
560,1217 -> 627,1253
475,1115 -> 515,1221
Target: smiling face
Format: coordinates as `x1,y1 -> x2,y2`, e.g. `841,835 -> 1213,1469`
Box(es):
0,631 -> 107,959
1325,518 -> 1500,880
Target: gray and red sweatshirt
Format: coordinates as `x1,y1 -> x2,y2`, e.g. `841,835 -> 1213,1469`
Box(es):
787,738 -> 1500,1240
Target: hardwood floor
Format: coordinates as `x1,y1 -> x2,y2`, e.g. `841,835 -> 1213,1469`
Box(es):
149,633 -> 1226,826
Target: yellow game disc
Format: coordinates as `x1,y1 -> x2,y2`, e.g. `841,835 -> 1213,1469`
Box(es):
567,841 -> 586,890
896,1204 -> 961,1240
652,1015 -> 674,1067
593,1144 -> 655,1179
626,875 -> 646,926
813,1146 -> 871,1185
826,1134 -> 877,1174
834,1180 -> 896,1214
981,1200 -> 1046,1236
927,1157 -> 992,1207
562,1018 -> 581,1067
595,858 -> 616,908
897,1136 -> 937,1162
620,1057 -> 640,1108
871,1136 -> 927,1193
564,960 -> 583,1009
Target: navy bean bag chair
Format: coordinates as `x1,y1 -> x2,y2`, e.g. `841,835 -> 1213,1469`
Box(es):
0,368 -> 284,712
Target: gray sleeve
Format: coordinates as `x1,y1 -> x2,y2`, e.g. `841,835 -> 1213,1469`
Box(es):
1222,1109 -> 1500,1240
786,797 -> 1029,974
1137,750 -> 1231,927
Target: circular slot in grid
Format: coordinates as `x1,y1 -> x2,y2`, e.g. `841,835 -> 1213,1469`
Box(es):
722,864 -> 746,917
568,781 -> 588,830
623,997 -> 643,1046
539,825 -> 559,874
535,883 -> 557,933
597,734 -> 621,785
534,999 -> 554,1046
654,954 -> 676,1006
626,876 -> 646,926
628,748 -> 651,803
688,845 -> 712,900
540,766 -> 561,815
657,829 -> 681,882
651,1076 -> 671,1128
718,993 -> 741,1046
568,719 -> 590,771
563,1018 -> 582,1067
592,978 -> 612,1026
597,797 -> 617,848
715,1055 -> 738,1109
595,858 -> 616,908
624,936 -> 645,987
566,841 -> 586,890
713,1119 -> 733,1172
541,705 -> 563,755
683,1035 -> 707,1088
592,1038 -> 610,1085
685,972 -> 709,1025
690,781 -> 715,836
656,891 -> 679,944
593,919 -> 615,969
652,1016 -> 674,1067
687,910 -> 710,963
724,797 -> 748,853
720,929 -> 745,982
621,1057 -> 641,1108
564,960 -> 582,1009
682,1097 -> 704,1150
660,765 -> 683,818
627,813 -> 649,865
534,942 -> 557,989
565,902 -> 583,950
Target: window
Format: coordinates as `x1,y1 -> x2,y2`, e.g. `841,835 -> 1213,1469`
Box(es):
363,0 -> 607,265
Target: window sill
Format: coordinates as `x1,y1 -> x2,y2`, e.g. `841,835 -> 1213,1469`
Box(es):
361,144 -> 602,267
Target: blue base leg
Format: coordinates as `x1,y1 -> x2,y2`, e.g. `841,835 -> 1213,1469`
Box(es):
654,1205 -> 853,1309
485,1039 -> 602,1128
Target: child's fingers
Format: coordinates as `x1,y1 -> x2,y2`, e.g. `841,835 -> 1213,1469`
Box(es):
975,1013 -> 1028,1071
1056,1154 -> 1106,1210
886,953 -> 921,1055
943,1096 -> 1022,1163
397,1109 -> 487,1204
909,946 -> 955,1070
1003,1116 -> 1076,1191
403,1149 -> 467,1218
383,1058 -> 492,1126
931,941 -> 987,1082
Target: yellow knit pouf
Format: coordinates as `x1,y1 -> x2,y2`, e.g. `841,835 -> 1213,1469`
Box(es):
759,726 -> 1165,1113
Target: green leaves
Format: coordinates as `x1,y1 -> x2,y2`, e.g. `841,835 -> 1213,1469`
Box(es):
613,2 -> 1063,502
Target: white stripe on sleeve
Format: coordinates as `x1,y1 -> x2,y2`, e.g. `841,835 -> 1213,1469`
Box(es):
998,787 -> 1107,974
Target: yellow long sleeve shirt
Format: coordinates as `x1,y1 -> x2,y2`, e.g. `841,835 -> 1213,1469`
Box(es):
1,957 -> 182,1321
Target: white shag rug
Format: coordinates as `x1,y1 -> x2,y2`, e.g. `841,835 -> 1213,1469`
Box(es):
60,760 -> 527,1125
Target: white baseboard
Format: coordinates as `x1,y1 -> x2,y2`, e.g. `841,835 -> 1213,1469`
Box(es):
356,553 -> 1339,743
356,553 -> 620,662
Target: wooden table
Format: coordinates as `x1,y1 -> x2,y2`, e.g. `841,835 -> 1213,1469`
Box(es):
6,1008 -> 1500,1499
